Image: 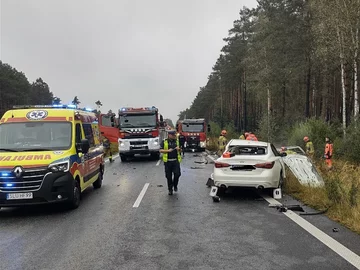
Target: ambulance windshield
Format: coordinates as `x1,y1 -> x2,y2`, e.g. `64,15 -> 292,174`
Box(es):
120,114 -> 156,128
0,122 -> 72,151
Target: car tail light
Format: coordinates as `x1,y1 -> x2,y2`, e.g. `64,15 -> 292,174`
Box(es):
215,162 -> 230,168
222,152 -> 235,158
255,161 -> 275,169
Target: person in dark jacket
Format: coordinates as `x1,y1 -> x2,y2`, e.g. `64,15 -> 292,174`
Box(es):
160,130 -> 182,195
178,134 -> 186,157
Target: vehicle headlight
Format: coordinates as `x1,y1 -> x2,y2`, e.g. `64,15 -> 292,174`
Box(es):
118,139 -> 125,147
49,160 -> 70,173
200,141 -> 206,147
153,138 -> 159,145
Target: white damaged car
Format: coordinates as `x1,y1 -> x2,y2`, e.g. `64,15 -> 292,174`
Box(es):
213,139 -> 287,194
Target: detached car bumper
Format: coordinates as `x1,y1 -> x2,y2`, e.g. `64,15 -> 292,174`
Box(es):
0,172 -> 73,207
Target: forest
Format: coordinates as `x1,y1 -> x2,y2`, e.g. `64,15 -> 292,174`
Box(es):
178,0 -> 360,162
0,61 -> 55,116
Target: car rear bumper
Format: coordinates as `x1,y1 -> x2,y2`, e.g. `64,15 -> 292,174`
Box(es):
213,171 -> 279,189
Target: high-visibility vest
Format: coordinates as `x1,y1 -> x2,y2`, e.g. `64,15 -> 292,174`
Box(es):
103,138 -> 110,148
218,136 -> 227,148
163,139 -> 182,163
306,141 -> 314,154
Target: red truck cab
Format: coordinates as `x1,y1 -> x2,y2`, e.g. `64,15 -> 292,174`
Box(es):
176,118 -> 210,152
98,113 -> 120,145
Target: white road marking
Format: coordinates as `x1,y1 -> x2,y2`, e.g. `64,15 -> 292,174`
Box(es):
133,183 -> 150,208
156,160 -> 161,166
262,195 -> 360,269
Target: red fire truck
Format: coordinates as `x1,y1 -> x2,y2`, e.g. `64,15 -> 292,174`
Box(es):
117,106 -> 166,162
98,112 -> 120,145
176,118 -> 210,152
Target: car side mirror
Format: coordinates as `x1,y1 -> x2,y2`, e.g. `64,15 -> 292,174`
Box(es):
176,124 -> 179,131
160,115 -> 164,122
77,139 -> 90,154
207,124 -> 211,132
280,152 -> 287,157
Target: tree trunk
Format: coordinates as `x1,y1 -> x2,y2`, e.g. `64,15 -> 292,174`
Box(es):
243,70 -> 247,132
354,13 -> 360,121
306,64 -> 311,118
336,25 -> 347,135
267,83 -> 271,141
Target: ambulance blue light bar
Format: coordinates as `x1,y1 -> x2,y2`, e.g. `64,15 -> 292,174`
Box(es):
12,104 -> 94,112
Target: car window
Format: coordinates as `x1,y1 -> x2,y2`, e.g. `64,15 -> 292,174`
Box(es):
271,144 -> 280,156
75,123 -> 82,144
82,123 -> 95,147
228,145 -> 267,155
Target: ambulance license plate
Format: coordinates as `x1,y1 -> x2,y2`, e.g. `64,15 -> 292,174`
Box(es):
6,193 -> 33,200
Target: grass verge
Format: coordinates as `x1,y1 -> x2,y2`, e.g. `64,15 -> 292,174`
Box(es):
284,160 -> 360,234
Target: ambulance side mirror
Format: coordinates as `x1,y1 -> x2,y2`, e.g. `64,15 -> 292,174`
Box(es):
207,124 -> 211,132
176,124 -> 179,131
77,139 -> 90,154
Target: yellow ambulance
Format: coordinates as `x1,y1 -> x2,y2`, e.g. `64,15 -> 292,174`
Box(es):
0,104 -> 105,210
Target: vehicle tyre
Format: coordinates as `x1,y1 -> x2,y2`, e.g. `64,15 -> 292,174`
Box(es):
213,196 -> 220,202
278,173 -> 284,188
150,152 -> 160,160
67,179 -> 81,209
120,154 -> 127,162
217,186 -> 226,196
93,168 -> 103,189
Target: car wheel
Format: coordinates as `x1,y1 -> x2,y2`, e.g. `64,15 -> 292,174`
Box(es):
67,180 -> 81,209
213,196 -> 220,202
120,154 -> 127,162
278,173 -> 284,188
93,168 -> 103,189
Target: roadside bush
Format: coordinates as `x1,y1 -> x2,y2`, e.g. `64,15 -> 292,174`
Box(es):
287,118 -> 339,158
334,122 -> 360,163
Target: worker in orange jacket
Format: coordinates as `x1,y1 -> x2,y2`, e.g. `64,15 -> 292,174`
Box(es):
246,132 -> 258,141
324,137 -> 333,169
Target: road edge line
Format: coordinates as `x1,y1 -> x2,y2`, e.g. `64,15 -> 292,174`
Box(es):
262,195 -> 360,269
133,183 -> 150,208
156,160 -> 161,166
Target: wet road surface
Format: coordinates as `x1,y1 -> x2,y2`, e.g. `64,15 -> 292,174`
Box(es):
1,152 -> 360,270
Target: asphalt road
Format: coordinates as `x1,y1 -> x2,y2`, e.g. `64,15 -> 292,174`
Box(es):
1,152 -> 360,270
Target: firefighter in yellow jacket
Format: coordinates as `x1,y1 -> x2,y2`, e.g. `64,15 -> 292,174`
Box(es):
102,135 -> 113,162
303,136 -> 315,159
217,130 -> 228,156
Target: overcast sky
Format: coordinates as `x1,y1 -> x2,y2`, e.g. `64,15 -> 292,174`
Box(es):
1,0 -> 257,123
